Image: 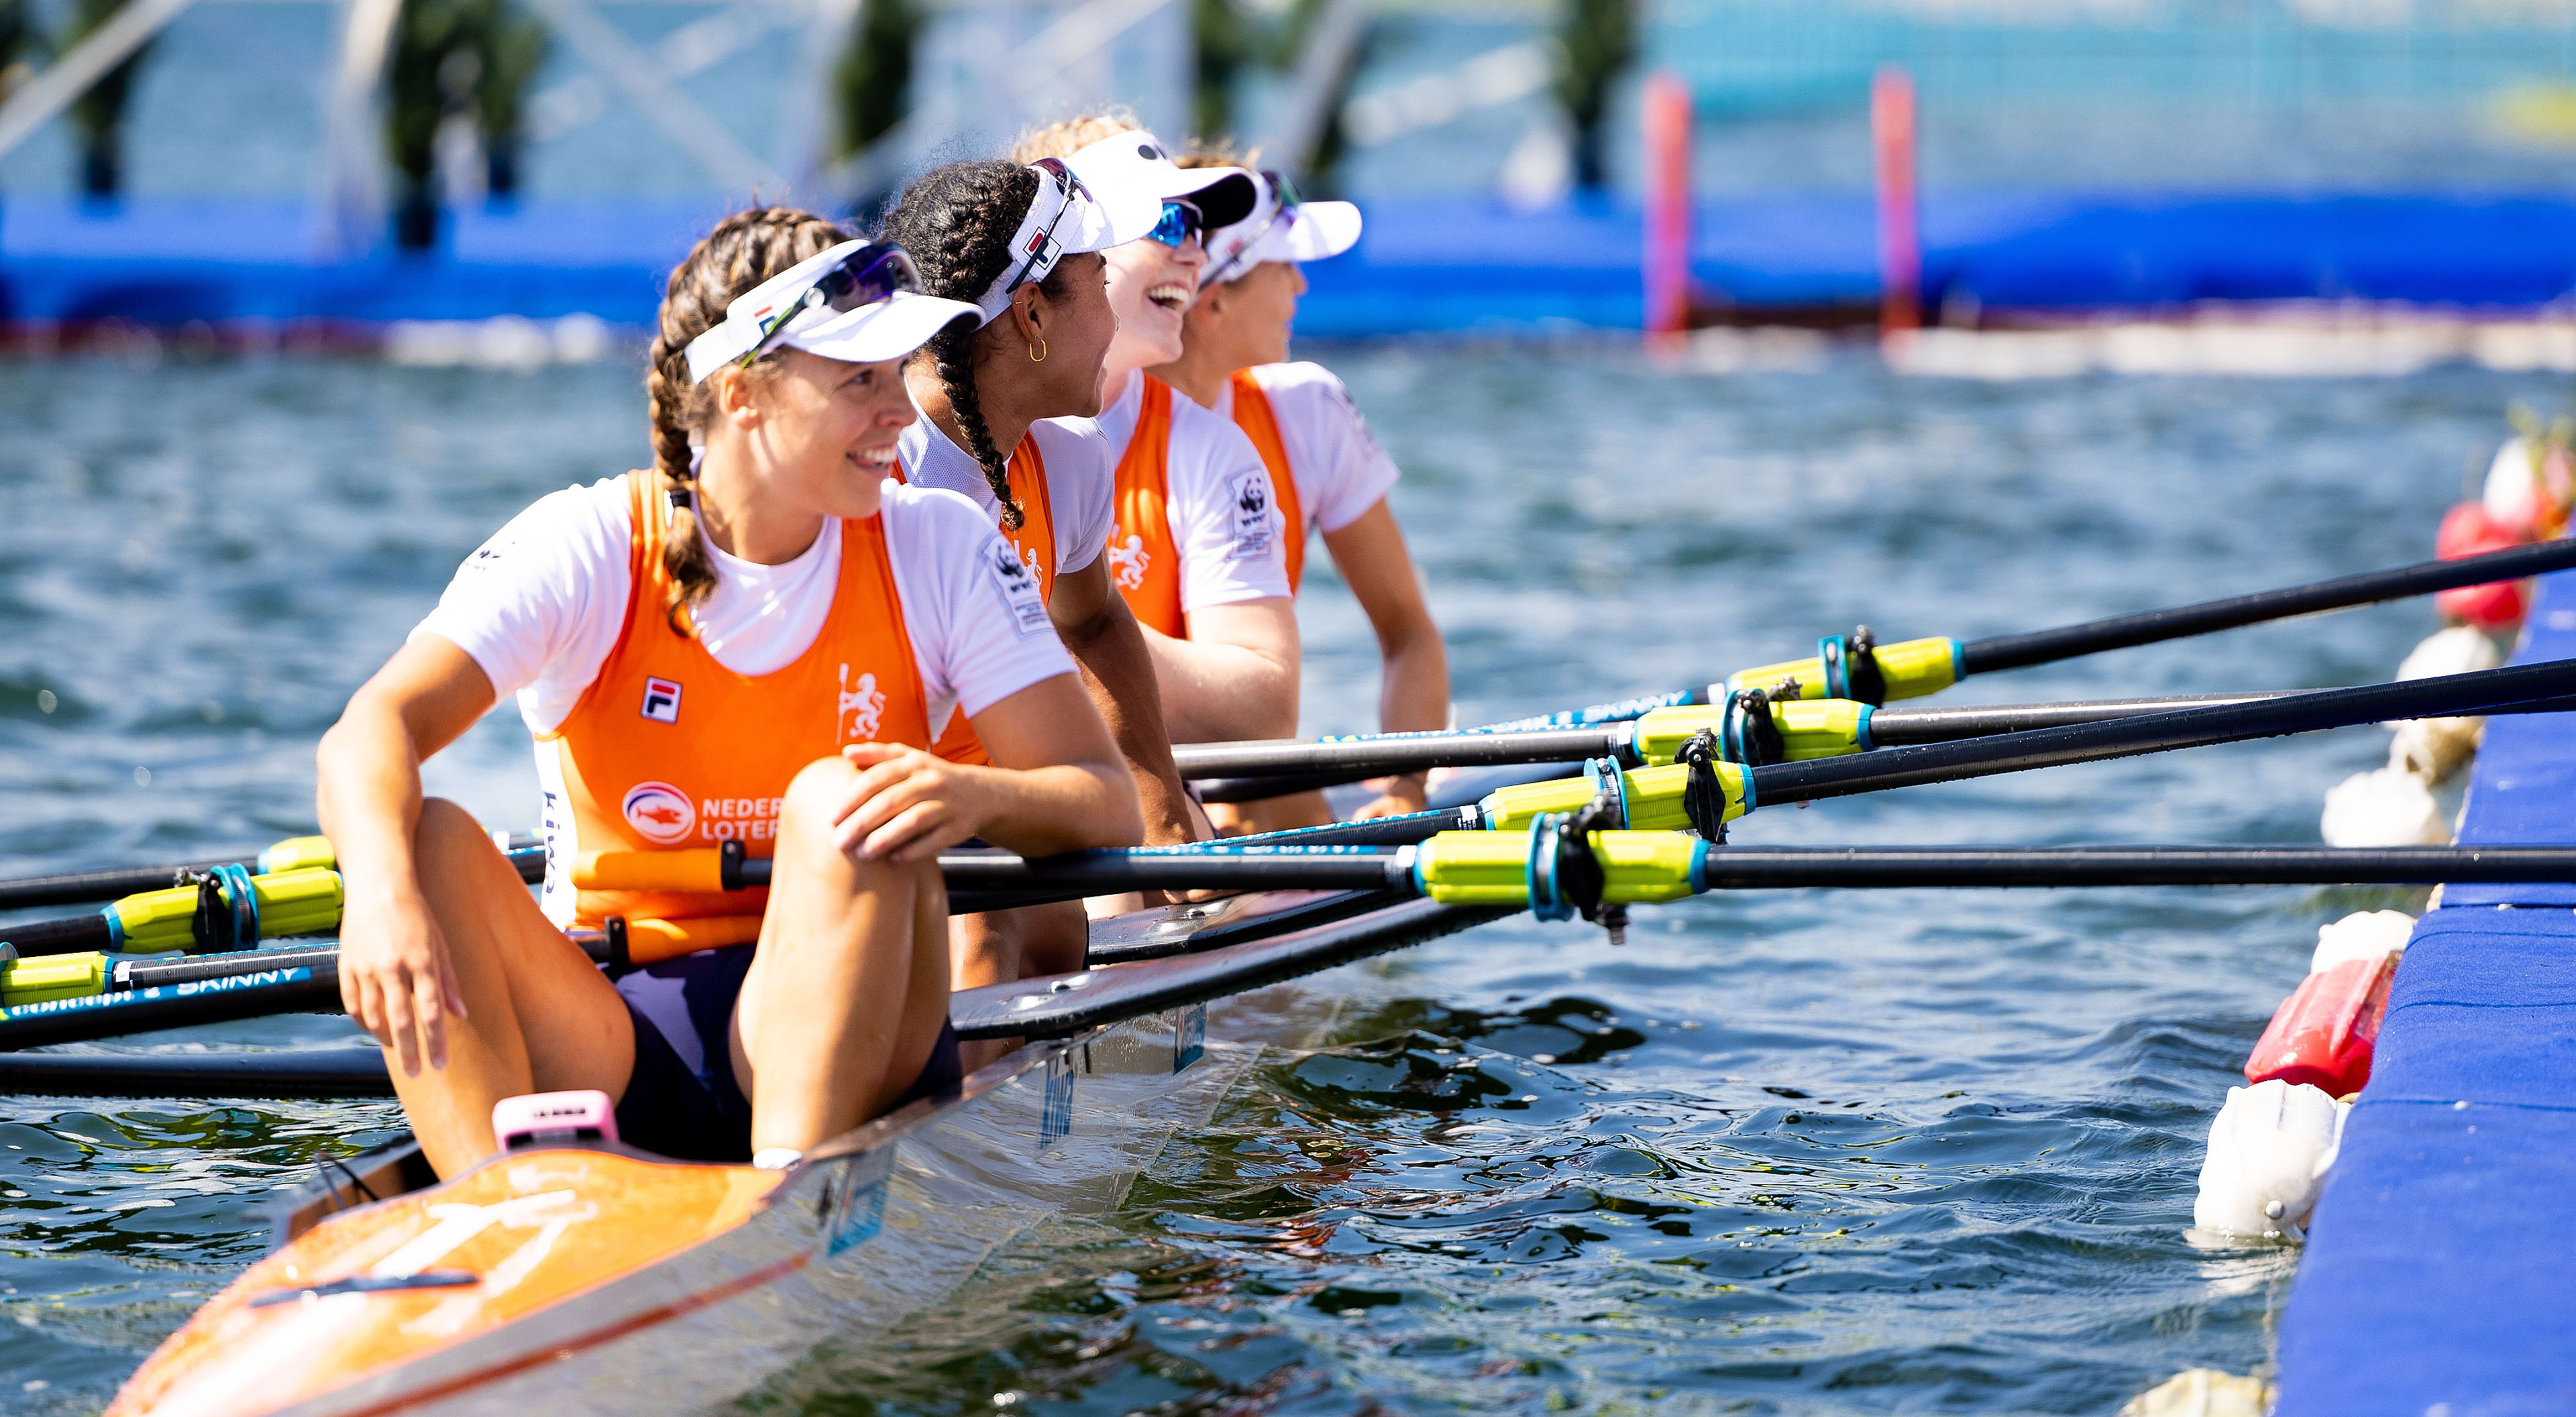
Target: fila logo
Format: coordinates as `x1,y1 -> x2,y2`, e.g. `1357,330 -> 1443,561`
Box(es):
640,677 -> 682,724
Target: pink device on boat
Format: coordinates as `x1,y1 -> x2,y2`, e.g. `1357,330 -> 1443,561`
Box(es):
491,1090 -> 620,1151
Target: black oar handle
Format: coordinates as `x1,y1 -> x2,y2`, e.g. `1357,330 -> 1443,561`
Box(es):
1756,658 -> 2576,804
1173,728 -> 1624,784
1960,539 -> 2576,675
0,860 -> 243,913
1697,846 -> 2576,888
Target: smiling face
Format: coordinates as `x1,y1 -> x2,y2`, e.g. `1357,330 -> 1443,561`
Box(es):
722,348 -> 918,520
1014,250 -> 1122,420
1101,224 -> 1206,375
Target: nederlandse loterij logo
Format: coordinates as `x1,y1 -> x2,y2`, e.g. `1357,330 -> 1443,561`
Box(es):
621,781 -> 695,844
837,663 -> 887,742
1108,532 -> 1148,589
640,676 -> 682,724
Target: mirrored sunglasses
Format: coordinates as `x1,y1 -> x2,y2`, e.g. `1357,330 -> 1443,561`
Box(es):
1144,199 -> 1205,249
741,242 -> 924,366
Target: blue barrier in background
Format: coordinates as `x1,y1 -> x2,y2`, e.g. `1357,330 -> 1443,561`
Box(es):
5,190 -> 2575,333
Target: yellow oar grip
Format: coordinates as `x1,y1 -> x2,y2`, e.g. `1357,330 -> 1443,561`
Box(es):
256,835 -> 336,874
1,952 -> 109,1007
1480,760 -> 1746,835
1725,635 -> 1962,703
1415,830 -> 1705,907
106,868 -> 345,954
1631,700 -> 1870,764
573,850 -> 729,894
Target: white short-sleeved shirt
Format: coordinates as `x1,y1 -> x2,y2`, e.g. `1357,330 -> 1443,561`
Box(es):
896,416 -> 1115,581
1091,372 -> 1293,614
413,477 -> 1076,745
1210,361 -> 1401,536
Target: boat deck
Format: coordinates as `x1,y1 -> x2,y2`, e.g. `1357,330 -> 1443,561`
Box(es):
2275,567 -> 2576,1411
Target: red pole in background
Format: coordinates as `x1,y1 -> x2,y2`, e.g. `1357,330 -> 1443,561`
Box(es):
1642,70 -> 1693,350
1872,64 -> 1920,341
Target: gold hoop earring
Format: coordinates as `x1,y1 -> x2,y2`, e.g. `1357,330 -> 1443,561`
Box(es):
1028,339 -> 1047,363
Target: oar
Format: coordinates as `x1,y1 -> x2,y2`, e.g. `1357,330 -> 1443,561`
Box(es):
1182,689 -> 2576,801
0,833 -> 543,913
1175,656 -> 2576,849
10,662 -> 2563,960
10,839 -> 2573,1060
1454,537 -> 2576,734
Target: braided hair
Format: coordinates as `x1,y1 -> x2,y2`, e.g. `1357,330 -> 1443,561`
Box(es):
879,160 -> 1055,532
644,206 -> 852,628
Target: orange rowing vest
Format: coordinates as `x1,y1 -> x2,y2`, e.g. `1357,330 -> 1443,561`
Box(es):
540,473 -> 932,931
895,437 -> 1056,767
1228,372 -> 1306,593
1106,377 -> 1188,636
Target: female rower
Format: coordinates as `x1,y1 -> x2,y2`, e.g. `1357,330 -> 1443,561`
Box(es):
879,156 -> 1236,994
318,209 -> 1142,1178
1153,156 -> 1450,828
1006,117 -> 1302,752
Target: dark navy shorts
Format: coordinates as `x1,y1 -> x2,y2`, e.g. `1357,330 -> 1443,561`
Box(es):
610,946 -> 961,1163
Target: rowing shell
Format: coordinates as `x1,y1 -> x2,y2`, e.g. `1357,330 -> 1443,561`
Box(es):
103,887 -> 1491,1417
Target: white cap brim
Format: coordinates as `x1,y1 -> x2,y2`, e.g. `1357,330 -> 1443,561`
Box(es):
777,288 -> 981,365
1067,132 -> 1257,230
1248,199 -> 1361,265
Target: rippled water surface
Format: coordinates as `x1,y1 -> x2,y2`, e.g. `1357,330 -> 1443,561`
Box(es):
0,343 -> 2550,1414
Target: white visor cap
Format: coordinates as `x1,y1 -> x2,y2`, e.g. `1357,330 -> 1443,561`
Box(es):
683,240 -> 981,383
971,156 -> 1165,323
1065,129 -> 1260,230
1204,172 -> 1362,285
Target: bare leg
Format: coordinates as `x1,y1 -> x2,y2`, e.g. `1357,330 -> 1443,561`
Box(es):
731,756 -> 952,1155
392,799 -> 636,1179
949,901 -> 1087,1070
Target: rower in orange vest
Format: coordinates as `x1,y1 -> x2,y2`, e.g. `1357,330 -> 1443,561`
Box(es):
1152,157 -> 1452,833
1010,118 -> 1307,836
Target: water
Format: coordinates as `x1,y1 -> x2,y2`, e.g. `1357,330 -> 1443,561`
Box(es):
0,343 -> 2555,1413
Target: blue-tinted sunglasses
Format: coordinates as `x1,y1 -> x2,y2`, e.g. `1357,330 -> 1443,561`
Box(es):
1144,199 -> 1205,249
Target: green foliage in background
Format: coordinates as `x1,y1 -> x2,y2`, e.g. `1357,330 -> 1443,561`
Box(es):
835,0 -> 922,158
387,0 -> 549,245
62,0 -> 155,198
1552,0 -> 1633,190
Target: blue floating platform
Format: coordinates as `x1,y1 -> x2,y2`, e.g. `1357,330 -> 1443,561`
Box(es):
2273,568 -> 2576,1414
5,190 -> 2576,334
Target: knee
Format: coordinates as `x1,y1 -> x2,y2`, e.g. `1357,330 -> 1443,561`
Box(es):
412,799 -> 499,877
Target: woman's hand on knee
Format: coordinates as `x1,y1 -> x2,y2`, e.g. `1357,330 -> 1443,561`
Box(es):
337,878 -> 469,1077
828,743 -> 998,863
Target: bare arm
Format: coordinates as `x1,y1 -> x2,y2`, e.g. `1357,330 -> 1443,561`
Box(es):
1048,556 -> 1201,846
1322,499 -> 1450,815
830,671 -> 1142,861
1149,597 -> 1301,744
315,635 -> 500,1074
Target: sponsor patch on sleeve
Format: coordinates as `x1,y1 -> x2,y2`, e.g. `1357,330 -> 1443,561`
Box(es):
987,543 -> 1052,637
1226,469 -> 1277,563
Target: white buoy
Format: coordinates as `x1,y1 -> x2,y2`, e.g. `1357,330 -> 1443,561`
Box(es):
2311,909 -> 2416,975
2484,435 -> 2552,537
2192,1078 -> 2351,1243
2385,626 -> 2500,783
2118,1369 -> 2275,1417
2320,765 -> 2448,847
2395,625 -> 2504,682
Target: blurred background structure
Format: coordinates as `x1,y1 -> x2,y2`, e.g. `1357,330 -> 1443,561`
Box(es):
7,0 -> 2576,337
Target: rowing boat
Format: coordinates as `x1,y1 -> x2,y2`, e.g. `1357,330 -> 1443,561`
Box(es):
99,885 -> 1488,1417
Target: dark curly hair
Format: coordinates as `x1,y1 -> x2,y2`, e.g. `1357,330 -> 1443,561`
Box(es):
879,159 -> 1077,532
646,205 -> 852,628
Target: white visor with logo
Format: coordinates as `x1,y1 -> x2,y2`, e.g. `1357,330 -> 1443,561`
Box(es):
684,240 -> 981,382
971,157 -> 1165,323
1203,171 -> 1361,286
1065,128 -> 1259,231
